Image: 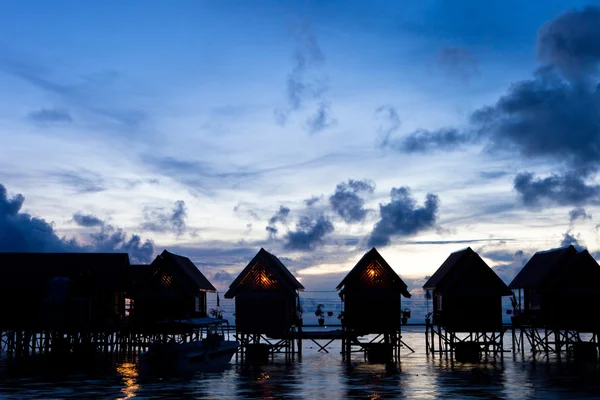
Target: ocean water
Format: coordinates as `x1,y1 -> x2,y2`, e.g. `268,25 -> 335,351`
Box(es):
1,326 -> 600,399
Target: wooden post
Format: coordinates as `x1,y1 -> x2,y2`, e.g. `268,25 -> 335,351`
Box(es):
438,325 -> 442,358
555,330 -> 561,361
500,329 -> 504,360
425,322 -> 430,355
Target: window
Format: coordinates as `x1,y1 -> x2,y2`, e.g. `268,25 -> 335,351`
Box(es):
160,272 -> 173,288
195,296 -> 201,312
528,289 -> 541,310
125,298 -> 133,318
435,294 -> 443,311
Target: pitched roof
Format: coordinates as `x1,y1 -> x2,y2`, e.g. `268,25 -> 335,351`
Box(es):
336,248 -> 411,298
545,250 -> 600,291
508,245 -> 577,290
224,248 -> 304,298
0,252 -> 130,291
156,250 -> 216,292
423,247 -> 511,296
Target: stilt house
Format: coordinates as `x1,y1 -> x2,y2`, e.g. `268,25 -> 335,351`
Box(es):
423,247 -> 511,331
509,245 -> 600,331
337,248 -> 411,334
0,253 -> 130,332
224,248 -> 304,337
128,250 -> 216,327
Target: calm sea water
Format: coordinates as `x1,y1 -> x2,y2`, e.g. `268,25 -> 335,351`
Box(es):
2,327 -> 600,399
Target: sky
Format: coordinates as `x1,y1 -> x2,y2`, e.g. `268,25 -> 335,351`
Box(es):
2,1 -> 600,318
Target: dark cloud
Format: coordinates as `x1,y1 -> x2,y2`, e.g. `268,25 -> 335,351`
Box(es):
72,212 -> 104,227
284,215 -> 334,251
484,249 -> 529,284
560,230 -> 585,251
211,270 -> 234,284
329,179 -> 375,224
471,8 -> 600,202
141,200 -> 188,236
28,108 -> 73,124
89,226 -> 154,263
304,195 -> 322,207
368,187 -> 440,247
286,22 -> 325,111
275,21 -> 335,133
569,207 -> 592,222
537,6 -> 600,81
374,105 -> 400,147
54,171 -> 106,193
266,205 -> 291,239
479,171 -> 508,180
481,249 -> 526,263
265,225 -> 278,239
471,68 -> 600,170
0,183 -> 153,263
389,128 -> 470,154
514,171 -> 600,207
268,206 -> 291,225
306,101 -> 336,134
389,7 -> 600,201
438,46 -> 479,82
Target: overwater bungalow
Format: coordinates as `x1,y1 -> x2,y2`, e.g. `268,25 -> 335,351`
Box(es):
509,245 -> 600,332
128,250 -> 216,329
0,252 -> 130,332
423,247 -> 511,332
423,247 -> 511,359
337,247 -> 411,334
224,248 -> 304,338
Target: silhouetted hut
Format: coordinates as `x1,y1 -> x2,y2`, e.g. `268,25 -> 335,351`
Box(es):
128,250 -> 216,327
337,248 -> 411,334
225,248 -> 304,337
0,253 -> 130,332
509,245 -> 600,331
423,247 -> 511,332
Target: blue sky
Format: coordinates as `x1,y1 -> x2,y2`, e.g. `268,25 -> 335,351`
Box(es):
2,1 -> 600,305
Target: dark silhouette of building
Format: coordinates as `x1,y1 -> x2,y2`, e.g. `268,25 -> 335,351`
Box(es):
128,250 -> 216,329
509,245 -> 600,357
423,247 -> 511,359
0,252 -> 130,332
337,247 -> 411,334
225,248 -> 303,361
225,248 -> 303,337
337,247 -> 412,362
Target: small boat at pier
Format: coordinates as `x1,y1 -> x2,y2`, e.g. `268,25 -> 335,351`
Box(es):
139,318 -> 239,377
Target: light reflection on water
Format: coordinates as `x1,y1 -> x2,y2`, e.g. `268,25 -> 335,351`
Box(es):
1,327 -> 600,399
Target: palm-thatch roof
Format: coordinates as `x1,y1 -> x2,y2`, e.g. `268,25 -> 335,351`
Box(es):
224,248 -> 304,298
337,247 -> 411,297
508,245 -> 577,290
424,247 -> 511,296
153,250 -> 216,292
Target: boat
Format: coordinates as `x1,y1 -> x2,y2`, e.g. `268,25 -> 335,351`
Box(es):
138,318 -> 239,377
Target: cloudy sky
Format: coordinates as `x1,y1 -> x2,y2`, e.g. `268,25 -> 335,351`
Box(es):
2,1 -> 600,307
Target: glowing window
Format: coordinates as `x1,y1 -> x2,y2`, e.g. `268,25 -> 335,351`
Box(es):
160,273 -> 173,288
